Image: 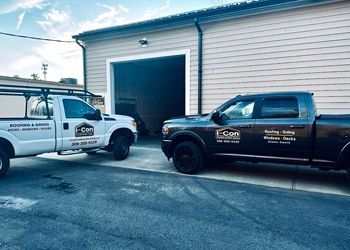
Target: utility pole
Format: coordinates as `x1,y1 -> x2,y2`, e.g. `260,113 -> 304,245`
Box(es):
41,63 -> 48,81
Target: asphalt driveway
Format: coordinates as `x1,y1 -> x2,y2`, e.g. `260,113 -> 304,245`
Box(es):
39,140 -> 350,197
1,156 -> 350,249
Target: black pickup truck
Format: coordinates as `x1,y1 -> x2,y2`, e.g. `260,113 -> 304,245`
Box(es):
161,91 -> 350,180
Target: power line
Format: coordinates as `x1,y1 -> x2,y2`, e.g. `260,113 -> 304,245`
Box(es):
0,31 -> 75,43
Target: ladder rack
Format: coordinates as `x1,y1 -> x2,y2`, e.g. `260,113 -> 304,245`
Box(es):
0,84 -> 101,98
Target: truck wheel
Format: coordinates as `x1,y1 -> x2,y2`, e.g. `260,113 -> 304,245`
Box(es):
0,149 -> 10,178
173,141 -> 204,174
346,168 -> 350,183
113,136 -> 130,160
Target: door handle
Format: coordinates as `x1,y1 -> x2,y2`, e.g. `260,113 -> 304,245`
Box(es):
238,125 -> 251,128
63,123 -> 69,130
290,125 -> 305,129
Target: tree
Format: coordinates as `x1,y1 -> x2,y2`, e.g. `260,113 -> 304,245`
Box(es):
30,73 -> 40,80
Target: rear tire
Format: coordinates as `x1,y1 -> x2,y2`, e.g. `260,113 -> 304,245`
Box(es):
346,168 -> 350,183
173,141 -> 204,174
113,136 -> 130,160
0,149 -> 10,179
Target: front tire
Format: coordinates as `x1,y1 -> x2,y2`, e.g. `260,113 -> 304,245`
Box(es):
0,149 -> 10,178
173,141 -> 204,174
113,136 -> 130,160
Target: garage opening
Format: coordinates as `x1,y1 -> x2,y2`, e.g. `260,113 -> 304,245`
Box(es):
113,55 -> 185,136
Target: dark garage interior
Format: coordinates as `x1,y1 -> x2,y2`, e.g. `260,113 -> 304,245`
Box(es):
114,55 -> 185,136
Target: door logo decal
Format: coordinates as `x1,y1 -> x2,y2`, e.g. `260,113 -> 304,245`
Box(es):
75,123 -> 94,137
216,128 -> 241,142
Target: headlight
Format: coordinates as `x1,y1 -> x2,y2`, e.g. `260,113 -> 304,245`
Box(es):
162,125 -> 169,136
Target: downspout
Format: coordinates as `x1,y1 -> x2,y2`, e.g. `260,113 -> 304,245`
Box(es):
75,39 -> 87,100
194,18 -> 203,115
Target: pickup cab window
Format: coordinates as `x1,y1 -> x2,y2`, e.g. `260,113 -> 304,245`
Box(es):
260,98 -> 299,119
221,100 -> 255,120
63,99 -> 95,119
29,97 -> 53,118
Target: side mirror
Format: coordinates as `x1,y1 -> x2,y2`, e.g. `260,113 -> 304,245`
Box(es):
211,111 -> 221,123
94,109 -> 102,121
84,109 -> 102,121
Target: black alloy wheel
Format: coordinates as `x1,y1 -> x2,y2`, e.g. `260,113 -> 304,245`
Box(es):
173,141 -> 204,174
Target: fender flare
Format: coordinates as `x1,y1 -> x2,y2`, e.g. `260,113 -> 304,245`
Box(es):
0,130 -> 19,156
336,141 -> 350,168
170,130 -> 208,155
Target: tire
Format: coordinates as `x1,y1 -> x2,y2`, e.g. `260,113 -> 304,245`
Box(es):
0,149 -> 10,179
113,136 -> 130,160
173,141 -> 204,174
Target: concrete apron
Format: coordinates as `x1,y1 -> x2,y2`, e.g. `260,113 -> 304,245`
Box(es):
39,145 -> 350,197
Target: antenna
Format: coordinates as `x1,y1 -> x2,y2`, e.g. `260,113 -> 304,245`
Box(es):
41,63 -> 48,81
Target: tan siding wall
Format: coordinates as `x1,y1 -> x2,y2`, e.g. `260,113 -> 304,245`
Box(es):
85,26 -> 198,114
86,1 -> 349,115
201,1 -> 350,114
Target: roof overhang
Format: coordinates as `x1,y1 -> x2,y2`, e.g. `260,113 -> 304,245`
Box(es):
73,0 -> 341,41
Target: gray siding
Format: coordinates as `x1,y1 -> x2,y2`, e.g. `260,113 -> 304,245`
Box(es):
86,0 -> 349,115
201,1 -> 350,114
85,26 -> 198,114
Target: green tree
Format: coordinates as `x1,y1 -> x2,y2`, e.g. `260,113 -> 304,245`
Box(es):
30,73 -> 40,80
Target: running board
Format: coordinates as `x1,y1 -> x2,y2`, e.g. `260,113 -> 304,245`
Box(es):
58,149 -> 99,156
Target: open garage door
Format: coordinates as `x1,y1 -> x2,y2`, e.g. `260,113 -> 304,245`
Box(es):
113,55 -> 185,136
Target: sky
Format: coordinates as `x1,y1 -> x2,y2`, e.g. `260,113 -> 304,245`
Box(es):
0,0 -> 241,84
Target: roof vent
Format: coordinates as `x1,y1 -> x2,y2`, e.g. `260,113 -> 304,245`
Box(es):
59,78 -> 77,85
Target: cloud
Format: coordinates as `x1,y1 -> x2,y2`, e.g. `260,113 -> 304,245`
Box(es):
141,0 -> 171,20
16,11 -> 26,30
6,2 -> 135,83
37,8 -> 70,30
78,3 -> 129,31
17,0 -> 45,10
0,0 -> 46,15
118,4 -> 129,13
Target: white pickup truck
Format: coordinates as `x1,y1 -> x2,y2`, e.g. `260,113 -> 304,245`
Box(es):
0,85 -> 138,178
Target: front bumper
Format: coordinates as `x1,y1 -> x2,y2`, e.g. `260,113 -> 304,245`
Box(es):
161,139 -> 172,159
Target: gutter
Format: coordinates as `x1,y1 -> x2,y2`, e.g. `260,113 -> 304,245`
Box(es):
194,18 -> 203,115
75,39 -> 87,99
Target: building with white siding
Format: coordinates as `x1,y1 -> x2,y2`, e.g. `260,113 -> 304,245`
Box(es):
73,0 -> 350,134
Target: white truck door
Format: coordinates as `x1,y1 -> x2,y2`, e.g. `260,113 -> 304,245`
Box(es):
58,97 -> 106,151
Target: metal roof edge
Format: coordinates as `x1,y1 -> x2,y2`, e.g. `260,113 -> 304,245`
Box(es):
73,0 -> 338,41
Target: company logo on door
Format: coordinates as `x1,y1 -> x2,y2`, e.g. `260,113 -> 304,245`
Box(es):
75,123 -> 94,137
216,128 -> 241,140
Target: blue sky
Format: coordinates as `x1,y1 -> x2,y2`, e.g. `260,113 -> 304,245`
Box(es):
0,0 -> 240,83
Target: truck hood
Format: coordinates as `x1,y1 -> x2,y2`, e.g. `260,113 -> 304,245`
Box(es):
104,114 -> 134,122
164,114 -> 209,123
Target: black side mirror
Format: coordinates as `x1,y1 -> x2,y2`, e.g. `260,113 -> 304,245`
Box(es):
94,109 -> 102,121
211,111 -> 221,123
84,109 -> 102,121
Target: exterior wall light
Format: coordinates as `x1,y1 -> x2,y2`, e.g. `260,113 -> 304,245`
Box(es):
139,37 -> 148,47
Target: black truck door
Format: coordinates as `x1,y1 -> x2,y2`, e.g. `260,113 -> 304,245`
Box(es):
207,98 -> 256,155
253,95 -> 313,161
